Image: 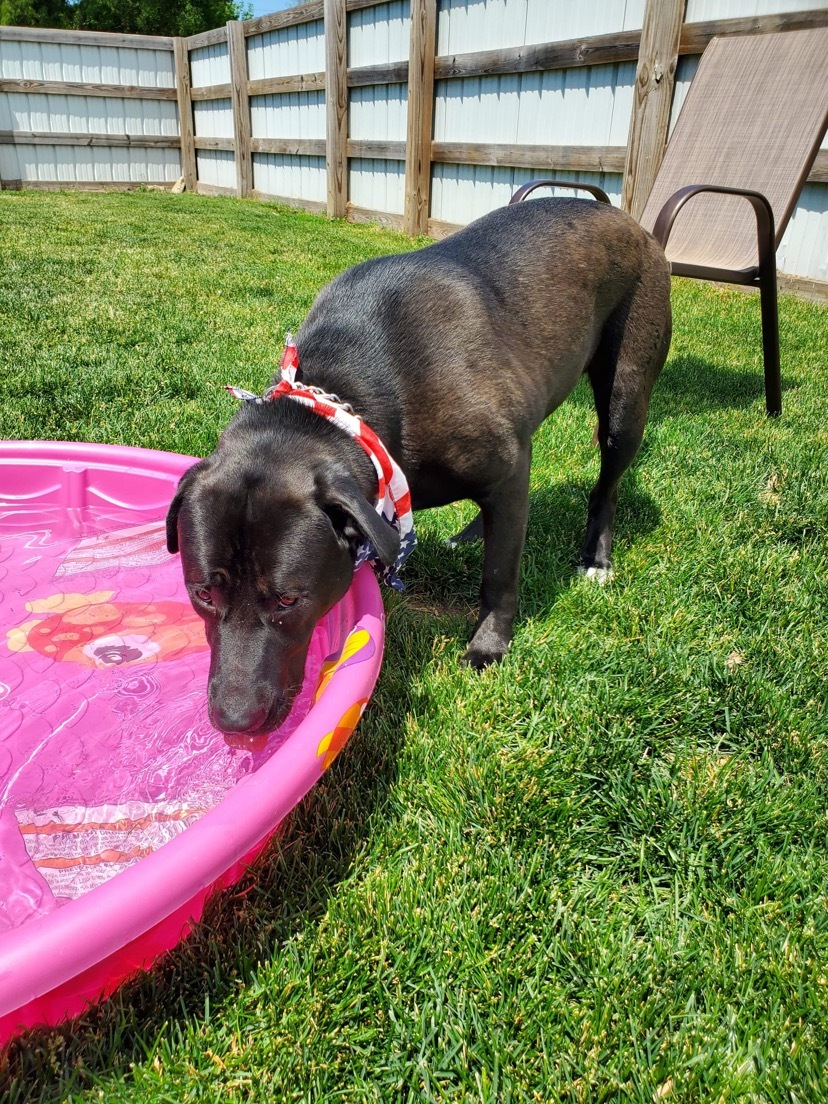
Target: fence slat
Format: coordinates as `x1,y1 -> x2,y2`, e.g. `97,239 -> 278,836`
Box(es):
249,73 -> 326,96
324,0 -> 348,219
174,38 -> 196,192
431,143 -> 626,173
253,138 -> 327,156
0,79 -> 177,100
680,9 -> 828,52
0,26 -> 173,49
348,61 -> 409,87
194,137 -> 235,151
349,140 -> 406,160
621,0 -> 685,221
404,0 -> 437,237
227,20 -> 253,199
190,83 -> 233,102
0,131 -> 181,148
244,1 -> 324,36
434,30 -> 641,80
186,26 -> 228,49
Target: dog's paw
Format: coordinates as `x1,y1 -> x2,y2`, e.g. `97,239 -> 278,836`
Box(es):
461,643 -> 506,670
462,630 -> 510,670
576,564 -> 614,585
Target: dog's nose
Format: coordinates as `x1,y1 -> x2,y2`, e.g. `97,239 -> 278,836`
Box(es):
213,706 -> 269,735
209,688 -> 271,735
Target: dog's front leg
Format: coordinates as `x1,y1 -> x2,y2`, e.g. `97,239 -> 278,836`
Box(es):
463,451 -> 531,670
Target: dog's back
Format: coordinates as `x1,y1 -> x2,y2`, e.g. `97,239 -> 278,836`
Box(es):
297,198 -> 671,507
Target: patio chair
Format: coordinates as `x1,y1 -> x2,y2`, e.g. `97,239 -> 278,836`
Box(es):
510,27 -> 828,416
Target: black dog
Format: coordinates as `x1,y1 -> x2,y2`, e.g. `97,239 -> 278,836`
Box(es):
167,198 -> 672,741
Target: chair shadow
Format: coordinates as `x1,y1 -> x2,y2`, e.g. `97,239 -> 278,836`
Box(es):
567,354 -> 795,422
1,621 -> 434,1101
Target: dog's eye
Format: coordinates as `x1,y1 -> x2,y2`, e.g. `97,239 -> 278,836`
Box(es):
194,587 -> 213,605
276,594 -> 298,608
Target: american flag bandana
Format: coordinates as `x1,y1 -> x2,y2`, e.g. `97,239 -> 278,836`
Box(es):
226,334 -> 416,591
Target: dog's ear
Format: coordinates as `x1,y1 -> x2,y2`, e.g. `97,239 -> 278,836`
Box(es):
320,474 -> 400,567
166,461 -> 208,554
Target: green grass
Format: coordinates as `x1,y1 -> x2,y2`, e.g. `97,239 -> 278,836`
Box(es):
1,189 -> 827,1103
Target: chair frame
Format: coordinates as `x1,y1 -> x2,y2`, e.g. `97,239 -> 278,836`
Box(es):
509,180 -> 612,206
650,183 -> 780,416
509,178 -> 782,415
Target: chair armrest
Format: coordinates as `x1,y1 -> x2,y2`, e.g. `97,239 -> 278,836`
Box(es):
509,179 -> 612,205
651,184 -> 776,268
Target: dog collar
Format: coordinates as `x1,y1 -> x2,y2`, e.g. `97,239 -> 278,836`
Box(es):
227,335 -> 416,590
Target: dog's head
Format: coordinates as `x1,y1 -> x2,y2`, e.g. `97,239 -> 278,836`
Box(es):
166,450 -> 398,746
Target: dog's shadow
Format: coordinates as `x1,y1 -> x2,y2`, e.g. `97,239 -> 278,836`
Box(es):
403,471 -> 661,627
3,473 -> 658,1099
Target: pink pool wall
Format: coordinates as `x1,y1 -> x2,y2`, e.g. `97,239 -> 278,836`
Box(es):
0,441 -> 385,1043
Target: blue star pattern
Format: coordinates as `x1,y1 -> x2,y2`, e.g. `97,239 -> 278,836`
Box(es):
354,520 -> 417,592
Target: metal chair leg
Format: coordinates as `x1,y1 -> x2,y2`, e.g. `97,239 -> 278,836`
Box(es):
758,243 -> 782,417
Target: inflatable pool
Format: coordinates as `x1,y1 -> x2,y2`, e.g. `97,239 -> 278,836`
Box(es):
0,441 -> 384,1045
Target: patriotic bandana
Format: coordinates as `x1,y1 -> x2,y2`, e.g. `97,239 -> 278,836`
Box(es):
226,334 -> 416,591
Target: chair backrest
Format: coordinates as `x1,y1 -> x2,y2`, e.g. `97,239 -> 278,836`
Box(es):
639,27 -> 828,272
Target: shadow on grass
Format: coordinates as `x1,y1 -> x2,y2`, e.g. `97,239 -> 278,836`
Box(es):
567,354 -> 797,421
1,624 -> 434,1102
399,474 -> 660,633
2,477 -> 658,1102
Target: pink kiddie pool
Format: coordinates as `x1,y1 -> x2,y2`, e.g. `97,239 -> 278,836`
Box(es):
0,440 -> 384,1045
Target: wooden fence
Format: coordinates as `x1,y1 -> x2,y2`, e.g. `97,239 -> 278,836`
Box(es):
1,1 -> 827,284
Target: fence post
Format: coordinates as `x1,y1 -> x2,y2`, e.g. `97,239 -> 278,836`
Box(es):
404,0 -> 437,236
325,0 -> 348,218
227,20 -> 252,199
621,0 -> 685,220
173,37 -> 197,193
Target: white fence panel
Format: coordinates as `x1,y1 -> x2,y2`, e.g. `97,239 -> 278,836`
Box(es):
0,143 -> 180,182
193,98 -> 234,138
431,164 -> 622,223
437,0 -> 646,54
348,1 -> 410,67
349,84 -> 408,141
349,157 -> 405,212
778,183 -> 828,282
0,91 -> 178,134
189,42 -> 230,87
434,63 -> 636,146
0,33 -> 180,183
253,152 -> 326,201
246,20 -> 325,79
196,149 -> 236,188
250,91 -> 326,140
0,39 -> 175,86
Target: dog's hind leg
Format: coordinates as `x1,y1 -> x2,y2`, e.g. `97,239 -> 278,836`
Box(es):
580,283 -> 671,580
462,447 -> 532,669
446,511 -> 484,548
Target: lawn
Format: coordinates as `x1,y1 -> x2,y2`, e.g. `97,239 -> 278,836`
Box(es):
1,189 -> 827,1103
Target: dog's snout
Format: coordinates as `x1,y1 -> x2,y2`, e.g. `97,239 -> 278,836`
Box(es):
212,701 -> 269,735
208,680 -> 277,736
